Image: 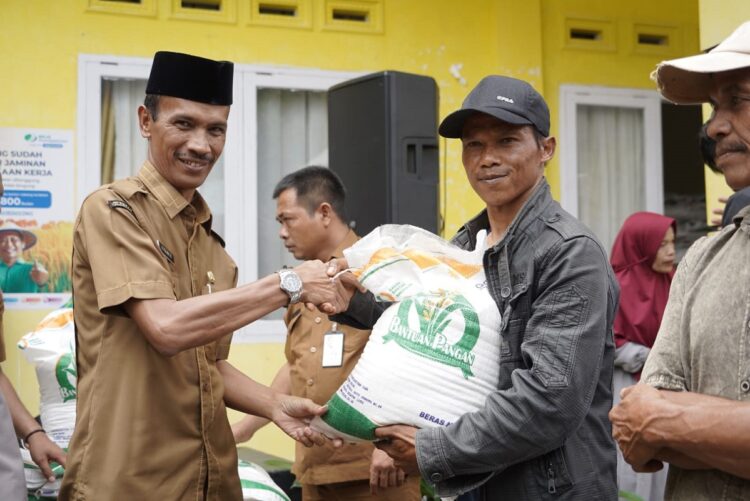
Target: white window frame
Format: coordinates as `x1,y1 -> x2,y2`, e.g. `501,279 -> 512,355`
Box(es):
235,67 -> 361,342
559,84 -> 664,217
77,54 -> 361,343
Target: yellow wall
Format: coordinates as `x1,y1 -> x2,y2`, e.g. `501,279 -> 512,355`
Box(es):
0,0 -> 699,461
698,1 -> 750,222
0,0 -> 546,461
539,0 -> 699,198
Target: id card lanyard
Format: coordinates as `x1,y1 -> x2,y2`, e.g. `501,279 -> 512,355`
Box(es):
321,322 -> 344,368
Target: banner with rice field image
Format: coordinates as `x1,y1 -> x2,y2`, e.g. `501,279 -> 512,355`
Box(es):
0,128 -> 74,309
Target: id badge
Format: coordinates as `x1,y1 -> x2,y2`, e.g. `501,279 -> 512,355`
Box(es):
322,323 -> 344,368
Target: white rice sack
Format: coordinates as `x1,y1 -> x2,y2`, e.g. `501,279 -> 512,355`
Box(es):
17,306 -> 76,448
238,459 -> 290,501
312,225 -> 501,442
20,446 -> 64,499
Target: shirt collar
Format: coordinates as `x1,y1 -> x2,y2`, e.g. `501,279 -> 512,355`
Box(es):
459,177 -> 551,248
734,204 -> 750,229
137,161 -> 213,228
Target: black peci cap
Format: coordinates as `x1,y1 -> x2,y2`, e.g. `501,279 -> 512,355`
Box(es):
439,75 -> 550,138
146,51 -> 234,105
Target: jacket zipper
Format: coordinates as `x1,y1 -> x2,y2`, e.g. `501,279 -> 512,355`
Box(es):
547,462 -> 557,494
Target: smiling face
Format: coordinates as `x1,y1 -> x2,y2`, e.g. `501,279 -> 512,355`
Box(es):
138,96 -> 230,200
461,113 -> 555,215
706,68 -> 750,191
0,232 -> 25,265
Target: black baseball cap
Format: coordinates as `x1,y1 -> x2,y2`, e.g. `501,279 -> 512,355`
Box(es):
146,51 -> 234,106
439,75 -> 550,138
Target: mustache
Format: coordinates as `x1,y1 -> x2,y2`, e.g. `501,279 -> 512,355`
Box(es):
715,141 -> 749,158
175,152 -> 214,163
477,169 -> 511,180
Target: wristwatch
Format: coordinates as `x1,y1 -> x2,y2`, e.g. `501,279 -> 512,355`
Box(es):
277,269 -> 303,304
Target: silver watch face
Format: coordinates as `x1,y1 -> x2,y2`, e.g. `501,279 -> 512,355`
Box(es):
281,271 -> 302,292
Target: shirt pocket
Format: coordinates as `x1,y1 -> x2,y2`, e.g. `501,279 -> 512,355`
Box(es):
532,285 -> 589,389
202,259 -> 237,295
501,318 -> 525,362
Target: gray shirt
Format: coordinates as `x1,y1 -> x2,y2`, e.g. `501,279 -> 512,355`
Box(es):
642,206 -> 750,500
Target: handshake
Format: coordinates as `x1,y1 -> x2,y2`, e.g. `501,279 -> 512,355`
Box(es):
281,258 -> 364,315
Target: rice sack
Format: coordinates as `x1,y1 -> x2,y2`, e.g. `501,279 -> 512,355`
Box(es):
16,303 -> 75,498
312,224 -> 501,442
17,305 -> 77,448
17,303 -> 288,499
238,460 -> 291,501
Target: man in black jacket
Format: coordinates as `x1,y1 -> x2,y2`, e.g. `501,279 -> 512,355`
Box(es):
331,75 -> 619,499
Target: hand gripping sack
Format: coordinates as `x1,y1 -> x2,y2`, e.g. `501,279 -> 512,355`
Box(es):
312,225 -> 501,442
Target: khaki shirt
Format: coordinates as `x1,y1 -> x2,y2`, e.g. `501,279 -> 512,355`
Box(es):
285,230 -> 375,485
60,162 -> 241,500
642,206 -> 750,500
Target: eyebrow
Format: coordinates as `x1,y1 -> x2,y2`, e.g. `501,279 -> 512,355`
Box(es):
170,114 -> 227,128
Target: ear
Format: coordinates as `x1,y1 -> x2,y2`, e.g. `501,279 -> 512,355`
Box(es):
318,202 -> 333,227
540,136 -> 556,163
137,105 -> 153,139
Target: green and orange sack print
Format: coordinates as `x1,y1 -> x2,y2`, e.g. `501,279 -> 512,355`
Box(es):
311,225 -> 501,443
17,303 -> 76,498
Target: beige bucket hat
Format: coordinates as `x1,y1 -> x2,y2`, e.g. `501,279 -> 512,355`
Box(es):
0,222 -> 37,250
653,21 -> 750,104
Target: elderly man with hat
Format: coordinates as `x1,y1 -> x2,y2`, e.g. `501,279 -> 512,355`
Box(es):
59,52 -> 346,500
331,75 -> 619,499
610,21 -> 750,500
0,222 -> 48,293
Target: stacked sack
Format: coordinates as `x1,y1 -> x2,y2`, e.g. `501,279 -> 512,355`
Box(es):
17,302 -> 75,499
312,225 -> 501,442
17,301 -> 291,501
238,460 -> 291,501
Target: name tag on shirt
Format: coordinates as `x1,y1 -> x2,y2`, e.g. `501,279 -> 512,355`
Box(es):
322,329 -> 344,368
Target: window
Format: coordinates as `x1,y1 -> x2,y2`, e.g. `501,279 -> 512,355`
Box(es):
249,0 -> 312,29
78,55 -> 360,342
170,0 -> 237,23
255,88 -> 328,319
321,0 -> 383,34
87,0 -> 156,17
559,85 -> 663,251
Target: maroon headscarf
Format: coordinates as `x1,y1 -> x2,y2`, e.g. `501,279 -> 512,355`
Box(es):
610,212 -> 676,349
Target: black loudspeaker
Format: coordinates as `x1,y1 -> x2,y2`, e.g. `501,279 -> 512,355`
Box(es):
328,71 -> 440,236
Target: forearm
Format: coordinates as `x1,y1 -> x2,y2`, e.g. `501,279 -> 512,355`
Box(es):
648,391 -> 750,478
126,274 -> 288,356
233,363 -> 292,441
0,369 -> 42,438
219,360 -> 281,419
330,290 -> 388,330
233,415 -> 269,443
655,448 -> 711,470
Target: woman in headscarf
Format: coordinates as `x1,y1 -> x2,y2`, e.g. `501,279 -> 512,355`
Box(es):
610,211 -> 676,501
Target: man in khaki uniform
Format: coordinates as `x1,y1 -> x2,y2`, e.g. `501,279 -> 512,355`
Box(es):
59,52 -> 344,501
232,167 -> 421,500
